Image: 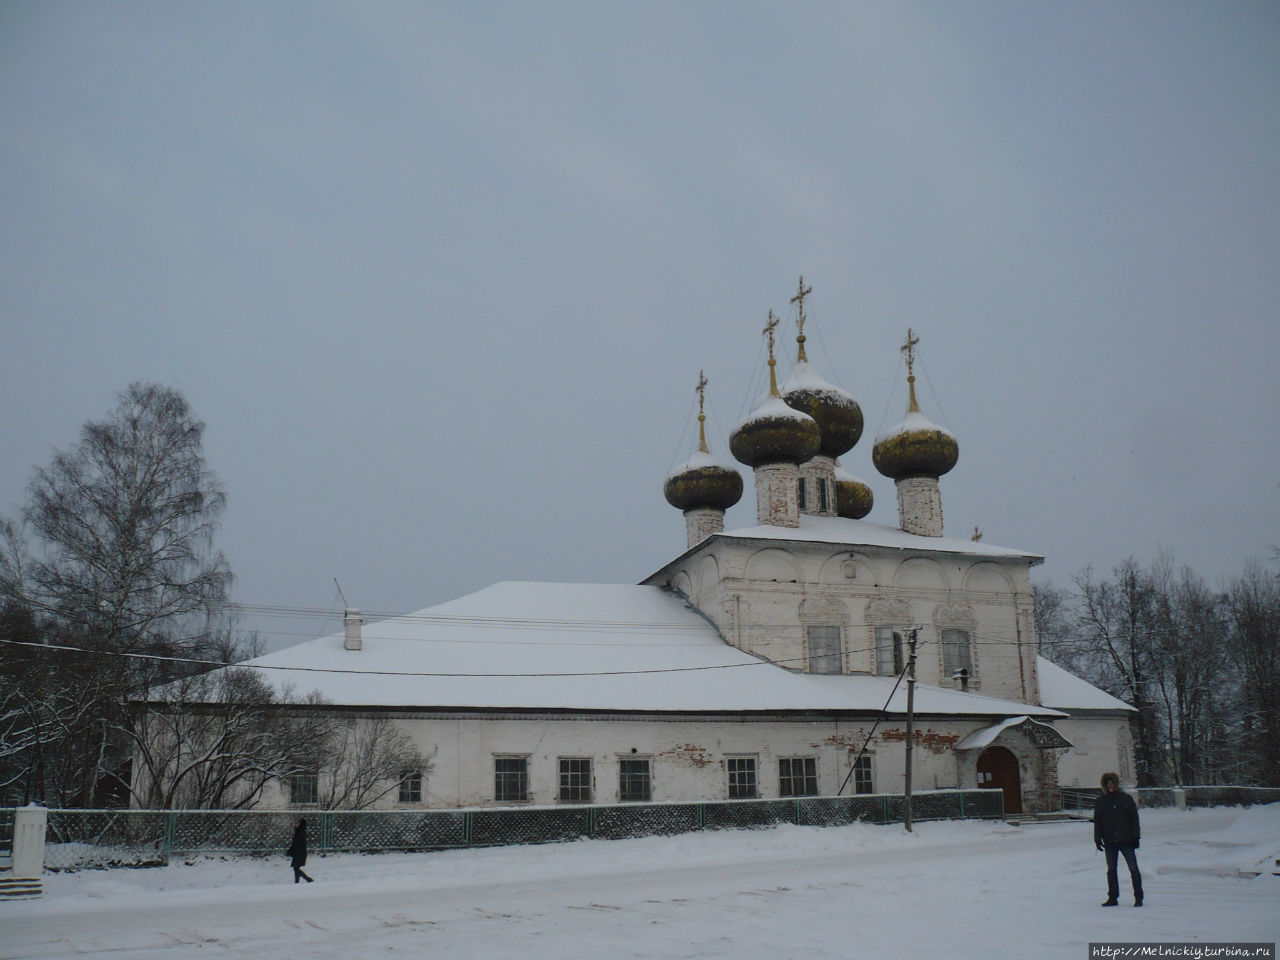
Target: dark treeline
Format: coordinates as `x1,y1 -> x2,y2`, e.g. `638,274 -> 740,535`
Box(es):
1036,554 -> 1280,788
0,383 -> 421,809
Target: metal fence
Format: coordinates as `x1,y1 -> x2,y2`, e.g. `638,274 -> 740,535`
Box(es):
10,788 -> 1005,871
1135,786 -> 1280,809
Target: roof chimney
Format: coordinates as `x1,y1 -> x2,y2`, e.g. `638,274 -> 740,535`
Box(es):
343,609 -> 363,651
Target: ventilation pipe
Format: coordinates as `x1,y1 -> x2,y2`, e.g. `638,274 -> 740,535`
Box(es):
343,609 -> 363,651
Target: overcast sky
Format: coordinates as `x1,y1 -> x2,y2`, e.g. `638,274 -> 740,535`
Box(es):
3,1 -> 1277,652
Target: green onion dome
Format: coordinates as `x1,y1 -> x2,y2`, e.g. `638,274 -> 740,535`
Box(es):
834,463 -> 874,519
664,448 -> 744,511
781,361 -> 864,459
872,402 -> 959,480
729,395 -> 821,468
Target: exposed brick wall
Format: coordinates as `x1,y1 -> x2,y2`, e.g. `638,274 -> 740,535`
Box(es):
895,475 -> 944,537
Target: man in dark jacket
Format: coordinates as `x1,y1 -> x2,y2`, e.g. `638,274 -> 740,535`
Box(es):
287,817 -> 314,884
1093,772 -> 1142,906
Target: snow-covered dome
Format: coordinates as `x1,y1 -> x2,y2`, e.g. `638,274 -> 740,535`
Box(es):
730,394 -> 821,468
781,361 -> 863,459
834,463 -> 874,519
664,447 -> 744,512
872,392 -> 959,480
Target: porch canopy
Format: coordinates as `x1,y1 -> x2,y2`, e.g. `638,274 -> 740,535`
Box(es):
955,715 -> 1073,751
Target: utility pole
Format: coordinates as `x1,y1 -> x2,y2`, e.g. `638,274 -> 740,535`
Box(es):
903,626 -> 919,833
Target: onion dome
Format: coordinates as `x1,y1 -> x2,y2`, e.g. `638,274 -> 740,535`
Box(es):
780,277 -> 864,458
665,373 -> 743,511
872,329 -> 959,480
729,311 -> 821,468
834,463 -> 874,519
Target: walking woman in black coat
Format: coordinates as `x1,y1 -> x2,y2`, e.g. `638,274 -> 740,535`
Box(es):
287,818 -> 314,883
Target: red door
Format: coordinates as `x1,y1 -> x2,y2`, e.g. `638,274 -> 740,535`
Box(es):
977,746 -> 1022,814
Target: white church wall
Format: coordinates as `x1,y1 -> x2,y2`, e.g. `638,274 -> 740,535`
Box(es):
655,538 -> 1042,705
257,713 -> 1001,810
1051,715 -> 1132,789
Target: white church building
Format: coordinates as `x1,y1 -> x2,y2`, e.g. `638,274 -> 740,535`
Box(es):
207,286 -> 1133,813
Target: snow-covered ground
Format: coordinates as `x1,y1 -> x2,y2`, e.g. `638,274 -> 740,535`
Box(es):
3,807 -> 1277,960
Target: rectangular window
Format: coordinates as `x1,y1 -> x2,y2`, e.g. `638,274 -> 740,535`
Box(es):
727,757 -> 757,799
941,628 -> 972,682
807,625 -> 842,674
817,477 -> 828,512
779,757 -> 818,797
494,756 -> 529,803
853,754 -> 874,795
874,626 -> 903,677
289,772 -> 318,805
798,477 -> 808,510
398,769 -> 423,804
558,757 -> 592,803
619,757 -> 651,802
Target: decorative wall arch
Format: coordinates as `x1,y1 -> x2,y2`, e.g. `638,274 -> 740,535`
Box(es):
800,596 -> 849,624
963,561 -> 1015,593
693,554 -> 721,598
892,556 -> 949,591
744,547 -> 805,584
817,551 -> 871,585
671,570 -> 693,599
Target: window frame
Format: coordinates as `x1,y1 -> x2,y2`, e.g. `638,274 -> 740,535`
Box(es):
874,626 -> 904,677
726,756 -> 758,800
778,756 -> 818,797
618,756 -> 652,802
941,628 -> 973,684
852,754 -> 874,795
494,755 -> 530,803
397,768 -> 423,804
289,771 -> 319,806
806,624 -> 843,675
558,757 -> 593,804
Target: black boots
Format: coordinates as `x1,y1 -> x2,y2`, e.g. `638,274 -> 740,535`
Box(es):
1101,898 -> 1119,907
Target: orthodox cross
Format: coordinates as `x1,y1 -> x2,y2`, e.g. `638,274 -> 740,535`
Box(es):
790,276 -> 813,361
764,310 -> 781,395
695,370 -> 709,452
900,327 -> 920,379
901,327 -> 921,411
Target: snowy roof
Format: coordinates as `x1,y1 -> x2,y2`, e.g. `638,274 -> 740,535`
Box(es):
215,582 -> 1062,717
1036,657 -> 1135,712
719,514 -> 1042,562
954,715 -> 1073,751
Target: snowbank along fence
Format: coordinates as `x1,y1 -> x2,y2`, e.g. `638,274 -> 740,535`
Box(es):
8,788 -> 1002,871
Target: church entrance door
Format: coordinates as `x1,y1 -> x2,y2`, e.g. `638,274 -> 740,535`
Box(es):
977,746 -> 1022,814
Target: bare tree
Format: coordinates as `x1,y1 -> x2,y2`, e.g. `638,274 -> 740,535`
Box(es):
0,383 -> 233,804
312,713 -> 427,810
1229,559 -> 1280,784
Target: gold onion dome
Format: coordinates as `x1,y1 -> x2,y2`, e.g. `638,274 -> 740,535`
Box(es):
781,363 -> 863,459
872,329 -> 959,480
779,278 -> 863,458
665,373 -> 744,511
834,463 -> 874,519
729,312 -> 821,468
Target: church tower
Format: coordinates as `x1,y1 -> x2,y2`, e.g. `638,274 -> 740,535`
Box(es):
664,373 -> 744,549
872,329 -> 959,537
778,277 -> 870,519
729,311 -> 820,527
